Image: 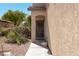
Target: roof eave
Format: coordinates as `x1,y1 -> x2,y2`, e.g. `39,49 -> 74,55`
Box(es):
28,6 -> 46,11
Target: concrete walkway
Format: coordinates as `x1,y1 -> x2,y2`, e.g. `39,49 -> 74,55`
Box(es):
25,43 -> 52,56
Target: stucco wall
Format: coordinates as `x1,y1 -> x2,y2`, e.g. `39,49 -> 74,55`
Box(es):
47,3 -> 79,55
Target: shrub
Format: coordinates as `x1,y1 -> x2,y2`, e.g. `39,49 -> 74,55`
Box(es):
6,29 -> 28,45
0,27 -> 7,32
16,26 -> 31,39
0,27 -> 9,36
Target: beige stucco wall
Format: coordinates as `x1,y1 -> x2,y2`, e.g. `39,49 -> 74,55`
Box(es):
47,3 -> 79,55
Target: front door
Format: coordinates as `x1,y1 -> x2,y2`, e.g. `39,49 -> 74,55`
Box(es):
36,20 -> 44,40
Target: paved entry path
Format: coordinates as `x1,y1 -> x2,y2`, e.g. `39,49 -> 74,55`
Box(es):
25,42 -> 52,56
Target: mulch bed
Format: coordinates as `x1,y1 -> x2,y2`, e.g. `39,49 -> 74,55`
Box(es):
0,37 -> 31,56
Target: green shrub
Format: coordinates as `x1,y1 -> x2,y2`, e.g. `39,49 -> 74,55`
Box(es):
0,27 -> 7,32
6,29 -> 28,45
0,27 -> 9,36
16,26 -> 31,39
0,26 -> 30,45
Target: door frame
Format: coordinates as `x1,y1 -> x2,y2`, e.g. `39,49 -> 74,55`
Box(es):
35,15 -> 45,40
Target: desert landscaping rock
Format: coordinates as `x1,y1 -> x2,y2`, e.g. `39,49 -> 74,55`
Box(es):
0,37 -> 31,56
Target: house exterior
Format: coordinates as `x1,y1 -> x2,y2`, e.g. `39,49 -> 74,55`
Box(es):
29,3 -> 79,55
0,20 -> 14,28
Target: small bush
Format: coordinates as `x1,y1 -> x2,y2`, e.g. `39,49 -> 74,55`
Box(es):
0,27 -> 9,36
6,29 -> 28,45
0,27 -> 7,32
16,26 -> 31,39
